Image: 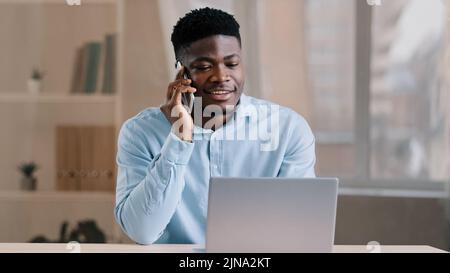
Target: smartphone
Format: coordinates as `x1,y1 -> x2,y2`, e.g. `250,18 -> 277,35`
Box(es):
176,61 -> 195,114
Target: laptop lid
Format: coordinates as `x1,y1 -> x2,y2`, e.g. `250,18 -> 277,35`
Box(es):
205,177 -> 339,253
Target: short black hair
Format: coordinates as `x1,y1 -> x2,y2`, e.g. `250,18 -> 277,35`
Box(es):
171,7 -> 241,60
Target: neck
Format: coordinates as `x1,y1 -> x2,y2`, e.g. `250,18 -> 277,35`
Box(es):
192,97 -> 242,130
192,110 -> 234,131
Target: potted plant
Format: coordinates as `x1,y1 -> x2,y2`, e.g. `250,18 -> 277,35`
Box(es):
28,68 -> 45,95
18,162 -> 39,191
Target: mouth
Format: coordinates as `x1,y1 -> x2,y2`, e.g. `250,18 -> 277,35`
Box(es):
204,88 -> 235,95
207,90 -> 233,95
204,88 -> 236,101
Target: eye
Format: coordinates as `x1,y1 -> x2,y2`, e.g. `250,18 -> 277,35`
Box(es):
193,64 -> 212,71
226,63 -> 239,68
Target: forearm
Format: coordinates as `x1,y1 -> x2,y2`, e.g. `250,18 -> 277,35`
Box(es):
116,161 -> 186,244
278,113 -> 316,178
115,132 -> 194,244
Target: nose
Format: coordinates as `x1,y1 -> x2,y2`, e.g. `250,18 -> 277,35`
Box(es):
210,64 -> 230,83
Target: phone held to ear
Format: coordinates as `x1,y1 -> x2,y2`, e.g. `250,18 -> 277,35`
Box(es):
176,61 -> 195,114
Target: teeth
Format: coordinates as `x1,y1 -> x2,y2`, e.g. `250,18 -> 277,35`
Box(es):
210,90 -> 230,95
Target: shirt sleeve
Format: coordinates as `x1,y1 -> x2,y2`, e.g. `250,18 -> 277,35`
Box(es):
277,112 -> 316,178
114,120 -> 194,244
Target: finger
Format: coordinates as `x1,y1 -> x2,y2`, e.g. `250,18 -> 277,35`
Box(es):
172,86 -> 197,105
167,79 -> 192,100
175,66 -> 185,80
172,86 -> 197,103
168,79 -> 190,89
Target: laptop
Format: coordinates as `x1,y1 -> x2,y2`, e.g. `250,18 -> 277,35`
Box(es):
205,177 -> 339,253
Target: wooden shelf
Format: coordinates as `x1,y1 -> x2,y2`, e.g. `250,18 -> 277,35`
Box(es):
0,190 -> 114,202
0,93 -> 116,104
0,0 -> 116,4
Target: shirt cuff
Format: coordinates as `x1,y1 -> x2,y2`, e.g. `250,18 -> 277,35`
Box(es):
160,132 -> 195,165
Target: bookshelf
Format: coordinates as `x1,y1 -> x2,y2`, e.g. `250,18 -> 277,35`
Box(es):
0,0 -> 118,191
0,0 -> 169,243
0,0 -> 116,4
0,190 -> 114,202
0,93 -> 116,104
0,0 -> 124,243
0,190 -> 121,243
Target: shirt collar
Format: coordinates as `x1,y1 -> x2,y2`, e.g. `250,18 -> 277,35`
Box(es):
235,93 -> 257,119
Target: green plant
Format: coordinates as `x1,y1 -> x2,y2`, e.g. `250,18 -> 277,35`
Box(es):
18,162 -> 39,178
31,68 -> 45,80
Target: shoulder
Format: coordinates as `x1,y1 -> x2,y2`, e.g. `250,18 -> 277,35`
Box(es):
119,107 -> 169,141
122,107 -> 165,129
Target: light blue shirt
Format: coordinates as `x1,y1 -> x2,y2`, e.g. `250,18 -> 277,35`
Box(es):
115,94 -> 316,245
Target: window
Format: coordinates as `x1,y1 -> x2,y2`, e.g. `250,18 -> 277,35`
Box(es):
371,0 -> 449,182
304,0 -> 356,178
305,0 -> 449,189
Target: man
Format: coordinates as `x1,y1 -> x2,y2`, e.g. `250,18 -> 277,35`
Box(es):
115,7 -> 316,245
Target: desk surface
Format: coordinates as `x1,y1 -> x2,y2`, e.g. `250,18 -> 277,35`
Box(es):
0,243 -> 446,253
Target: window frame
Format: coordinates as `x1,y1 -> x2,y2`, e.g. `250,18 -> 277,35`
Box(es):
316,0 -> 448,195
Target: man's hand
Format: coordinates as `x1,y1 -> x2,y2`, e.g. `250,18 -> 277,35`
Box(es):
160,67 -> 197,142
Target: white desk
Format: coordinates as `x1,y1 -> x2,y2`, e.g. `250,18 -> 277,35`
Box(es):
0,243 -> 446,253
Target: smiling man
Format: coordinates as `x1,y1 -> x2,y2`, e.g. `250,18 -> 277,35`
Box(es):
115,7 -> 316,245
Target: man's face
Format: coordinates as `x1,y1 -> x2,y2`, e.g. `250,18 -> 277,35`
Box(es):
182,35 -> 245,112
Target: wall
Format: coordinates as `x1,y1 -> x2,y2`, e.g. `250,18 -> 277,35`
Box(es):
335,195 -> 449,251
257,0 -> 311,120
118,0 -> 170,124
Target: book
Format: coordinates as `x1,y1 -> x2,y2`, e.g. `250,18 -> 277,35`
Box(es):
96,40 -> 106,94
56,125 -> 116,192
92,126 -> 116,191
56,126 -> 80,191
79,126 -> 116,192
70,34 -> 116,95
101,34 -> 116,94
70,47 -> 86,94
83,42 -> 102,94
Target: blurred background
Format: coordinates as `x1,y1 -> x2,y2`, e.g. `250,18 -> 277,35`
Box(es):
0,0 -> 449,249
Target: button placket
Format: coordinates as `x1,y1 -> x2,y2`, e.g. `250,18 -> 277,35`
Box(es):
209,133 -> 221,176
